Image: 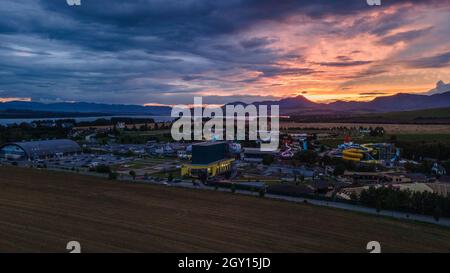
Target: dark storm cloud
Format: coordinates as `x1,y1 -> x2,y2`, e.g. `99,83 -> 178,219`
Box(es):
255,66 -> 317,78
336,56 -> 352,62
4,0 -> 387,54
359,92 -> 387,96
1,0 -> 339,103
0,0 -> 449,104
339,65 -> 389,81
404,51 -> 450,69
316,61 -> 373,67
378,27 -> 433,45
240,37 -> 278,49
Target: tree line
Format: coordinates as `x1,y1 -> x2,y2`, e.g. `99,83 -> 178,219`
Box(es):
355,186 -> 450,220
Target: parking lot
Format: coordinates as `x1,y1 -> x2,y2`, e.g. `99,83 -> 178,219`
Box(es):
114,157 -> 182,178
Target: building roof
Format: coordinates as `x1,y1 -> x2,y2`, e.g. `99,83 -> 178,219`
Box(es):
267,184 -> 315,196
313,180 -> 333,190
193,141 -> 226,147
243,147 -> 279,154
1,139 -> 81,158
344,171 -> 380,176
191,141 -> 227,165
404,173 -> 428,180
438,175 -> 450,183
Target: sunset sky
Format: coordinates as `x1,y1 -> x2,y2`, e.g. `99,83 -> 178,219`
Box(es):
1,0 -> 450,105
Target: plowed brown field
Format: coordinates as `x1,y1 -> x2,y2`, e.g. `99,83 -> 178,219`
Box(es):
0,166 -> 449,252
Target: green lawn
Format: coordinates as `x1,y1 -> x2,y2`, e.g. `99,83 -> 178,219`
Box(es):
393,133 -> 450,144
377,107 -> 450,120
123,129 -> 171,136
319,133 -> 450,148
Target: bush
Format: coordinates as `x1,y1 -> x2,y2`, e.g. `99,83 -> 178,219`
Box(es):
129,170 -> 136,180
294,150 -> 318,165
259,188 -> 266,197
433,207 -> 442,222
358,186 -> 450,218
399,142 -> 450,161
167,172 -> 174,182
262,154 -> 274,165
333,164 -> 346,176
108,172 -> 119,180
95,164 -> 111,174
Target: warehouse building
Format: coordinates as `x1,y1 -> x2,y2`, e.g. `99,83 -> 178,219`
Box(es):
0,139 -> 81,161
181,142 -> 234,178
242,147 -> 278,163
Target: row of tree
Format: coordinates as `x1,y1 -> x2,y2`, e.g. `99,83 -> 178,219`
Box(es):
0,124 -> 69,144
355,187 -> 450,219
399,142 -> 450,161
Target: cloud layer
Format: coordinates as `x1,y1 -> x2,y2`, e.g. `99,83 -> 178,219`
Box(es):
1,0 -> 450,104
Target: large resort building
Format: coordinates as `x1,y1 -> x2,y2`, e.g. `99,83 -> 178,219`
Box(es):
181,142 -> 234,178
0,139 -> 81,161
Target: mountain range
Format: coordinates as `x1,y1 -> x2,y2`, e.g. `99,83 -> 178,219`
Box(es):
227,91 -> 450,115
1,84 -> 450,117
0,101 -> 172,116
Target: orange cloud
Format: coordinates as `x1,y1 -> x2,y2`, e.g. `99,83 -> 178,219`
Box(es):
226,2 -> 450,102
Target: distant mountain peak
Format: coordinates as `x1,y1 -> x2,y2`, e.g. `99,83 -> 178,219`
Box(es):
293,95 -> 313,101
278,95 -> 316,106
424,80 -> 450,95
437,80 -> 445,88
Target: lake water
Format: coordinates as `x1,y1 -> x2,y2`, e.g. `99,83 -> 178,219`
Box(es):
0,115 -> 176,125
0,115 -> 289,125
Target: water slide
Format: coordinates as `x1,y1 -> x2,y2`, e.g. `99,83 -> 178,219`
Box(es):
342,144 -> 383,164
281,144 -> 294,158
342,149 -> 364,161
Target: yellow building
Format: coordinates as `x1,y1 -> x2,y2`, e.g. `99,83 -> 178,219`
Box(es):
181,142 -> 233,177
181,158 -> 234,177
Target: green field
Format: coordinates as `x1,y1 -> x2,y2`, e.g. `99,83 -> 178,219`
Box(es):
319,133 -> 450,148
344,107 -> 450,124
377,107 -> 450,121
